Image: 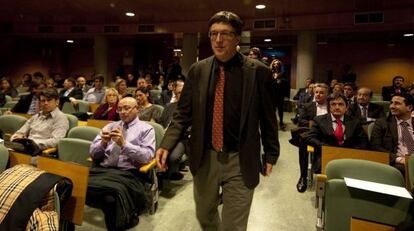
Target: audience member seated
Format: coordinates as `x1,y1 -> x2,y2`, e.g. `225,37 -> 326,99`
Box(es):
155,74 -> 165,90
58,77 -> 83,108
292,78 -> 314,124
77,74 -> 106,104
126,73 -> 137,87
9,88 -> 69,153
158,80 -> 174,106
0,91 -> 6,107
302,93 -> 369,173
343,82 -> 357,106
93,88 -> 121,121
348,87 -> 385,124
32,71 -> 44,82
382,75 -> 407,101
370,93 -> 414,175
135,87 -> 162,123
159,80 -> 187,180
0,77 -> 18,98
18,73 -> 32,88
52,73 -> 65,88
76,75 -> 90,94
88,97 -> 155,231
45,77 -> 56,88
115,78 -> 132,98
10,80 -> 46,115
136,77 -> 147,89
329,78 -> 338,93
296,83 -> 329,192
332,82 -> 344,95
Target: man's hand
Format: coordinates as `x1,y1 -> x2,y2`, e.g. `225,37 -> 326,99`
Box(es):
10,133 -> 25,141
100,129 -> 111,145
71,99 -> 79,105
156,148 -> 169,172
110,127 -> 125,147
263,163 -> 273,176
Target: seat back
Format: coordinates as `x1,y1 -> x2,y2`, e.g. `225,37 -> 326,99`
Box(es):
65,114 -> 78,132
68,126 -> 101,141
58,138 -> 91,166
321,146 -> 389,174
0,145 -> 9,172
149,89 -> 162,104
367,122 -> 375,141
407,155 -> 414,191
324,159 -> 410,231
152,104 -> 164,117
371,101 -> 390,117
62,101 -> 90,114
145,121 -> 164,149
0,114 -> 28,140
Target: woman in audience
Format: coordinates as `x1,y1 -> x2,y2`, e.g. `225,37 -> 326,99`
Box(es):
0,77 -> 18,97
92,88 -> 120,121
135,86 -> 162,122
114,78 -> 132,98
19,73 -> 32,88
45,77 -> 56,88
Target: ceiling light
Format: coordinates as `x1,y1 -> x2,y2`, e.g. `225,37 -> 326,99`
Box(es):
256,4 -> 266,9
66,40 -> 74,43
264,38 -> 272,42
403,33 -> 413,37
126,12 -> 135,17
173,49 -> 182,52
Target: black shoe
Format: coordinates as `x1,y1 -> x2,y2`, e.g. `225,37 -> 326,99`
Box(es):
169,172 -> 184,181
296,177 -> 307,193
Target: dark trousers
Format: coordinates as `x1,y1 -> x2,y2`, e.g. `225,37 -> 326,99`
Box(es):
298,145 -> 321,178
86,192 -> 118,231
166,140 -> 187,177
275,96 -> 284,124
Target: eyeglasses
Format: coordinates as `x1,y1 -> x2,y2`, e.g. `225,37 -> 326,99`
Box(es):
208,31 -> 236,40
116,106 -> 134,113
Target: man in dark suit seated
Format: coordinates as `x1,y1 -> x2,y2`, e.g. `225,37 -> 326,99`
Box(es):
302,93 -> 369,173
370,93 -> 414,174
343,82 -> 357,106
296,83 -> 329,192
292,78 -> 314,124
10,80 -> 45,115
58,77 -> 83,108
382,75 -> 407,101
348,87 -> 385,124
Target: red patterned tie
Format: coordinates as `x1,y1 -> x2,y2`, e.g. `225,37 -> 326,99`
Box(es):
334,119 -> 344,146
212,65 -> 225,152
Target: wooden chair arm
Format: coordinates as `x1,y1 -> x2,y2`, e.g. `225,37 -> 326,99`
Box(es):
139,159 -> 157,173
405,155 -> 411,191
307,145 -> 314,153
42,147 -> 57,156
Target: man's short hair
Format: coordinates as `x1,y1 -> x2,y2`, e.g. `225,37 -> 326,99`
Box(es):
327,93 -> 348,107
392,93 -> 414,108
343,82 -> 357,91
40,88 -> 59,100
392,75 -> 404,83
66,77 -> 77,87
249,47 -> 261,58
29,79 -> 45,91
314,83 -> 329,91
208,11 -> 243,36
358,87 -> 373,97
94,74 -> 104,83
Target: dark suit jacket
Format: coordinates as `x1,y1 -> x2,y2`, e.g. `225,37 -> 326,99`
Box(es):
370,116 -> 414,164
298,102 -> 317,127
58,87 -> 84,108
160,54 -> 279,189
158,90 -> 172,106
348,102 -> 385,123
382,86 -> 407,101
303,113 -> 369,150
11,93 -> 34,113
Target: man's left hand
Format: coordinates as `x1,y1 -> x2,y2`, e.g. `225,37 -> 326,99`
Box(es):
264,163 -> 273,176
110,127 -> 125,147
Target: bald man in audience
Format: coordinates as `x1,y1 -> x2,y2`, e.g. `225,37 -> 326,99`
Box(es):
348,87 -> 385,124
88,97 -> 155,230
371,93 -> 414,174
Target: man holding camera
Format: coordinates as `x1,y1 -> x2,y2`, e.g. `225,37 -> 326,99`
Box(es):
88,97 -> 156,231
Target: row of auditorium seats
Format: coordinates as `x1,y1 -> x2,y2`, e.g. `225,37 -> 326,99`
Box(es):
0,112 -> 164,229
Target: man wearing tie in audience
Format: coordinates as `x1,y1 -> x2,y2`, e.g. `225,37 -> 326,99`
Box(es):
303,93 -> 369,173
348,87 -> 385,124
88,97 -> 155,231
156,11 -> 279,231
370,93 -> 414,174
